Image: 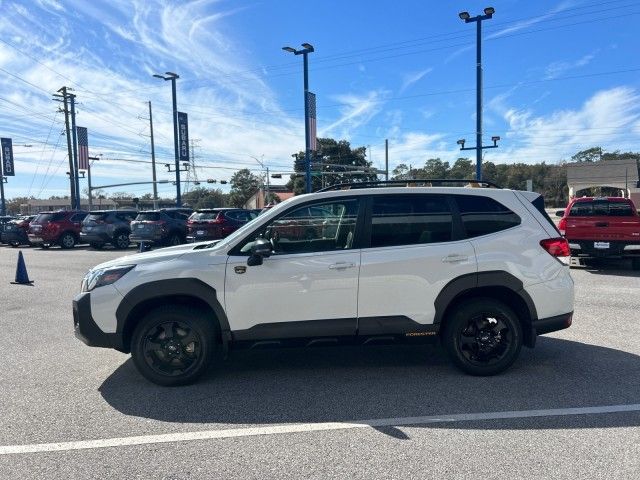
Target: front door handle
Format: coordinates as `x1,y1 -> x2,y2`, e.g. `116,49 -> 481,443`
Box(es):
442,254 -> 468,263
328,262 -> 356,270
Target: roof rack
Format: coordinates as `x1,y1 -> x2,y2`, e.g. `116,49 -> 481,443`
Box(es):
316,179 -> 502,192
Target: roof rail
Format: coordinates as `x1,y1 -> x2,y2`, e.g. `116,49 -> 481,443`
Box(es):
316,179 -> 502,192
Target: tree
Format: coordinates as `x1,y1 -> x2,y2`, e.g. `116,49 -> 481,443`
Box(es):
571,147 -> 602,163
422,158 -> 450,179
229,169 -> 260,207
448,158 -> 474,179
182,187 -> 227,209
287,138 -> 377,194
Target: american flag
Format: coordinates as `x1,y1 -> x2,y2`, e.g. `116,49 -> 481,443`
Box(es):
77,126 -> 89,170
307,91 -> 317,151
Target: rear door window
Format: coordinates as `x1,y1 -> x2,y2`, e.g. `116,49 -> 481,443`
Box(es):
136,213 -> 160,221
455,195 -> 521,238
35,212 -> 66,223
370,194 -> 453,248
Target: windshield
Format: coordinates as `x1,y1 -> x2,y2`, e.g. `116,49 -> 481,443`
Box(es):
211,198 -> 298,250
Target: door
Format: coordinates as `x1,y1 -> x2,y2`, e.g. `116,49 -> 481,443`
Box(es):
357,194 -> 477,334
225,198 -> 362,339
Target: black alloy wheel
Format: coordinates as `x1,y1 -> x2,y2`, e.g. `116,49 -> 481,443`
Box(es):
443,298 -> 522,376
167,233 -> 182,246
131,306 -> 216,386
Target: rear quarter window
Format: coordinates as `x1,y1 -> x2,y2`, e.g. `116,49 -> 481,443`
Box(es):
455,195 -> 521,238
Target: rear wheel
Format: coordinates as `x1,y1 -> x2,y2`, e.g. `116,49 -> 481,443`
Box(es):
442,298 -> 522,376
112,231 -> 130,250
632,258 -> 640,271
131,306 -> 217,386
59,233 -> 76,249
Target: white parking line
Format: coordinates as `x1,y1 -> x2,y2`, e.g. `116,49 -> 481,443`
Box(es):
2,403 -> 639,455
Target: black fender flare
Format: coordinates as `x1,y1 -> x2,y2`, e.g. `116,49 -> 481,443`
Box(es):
115,278 -> 231,347
433,271 -> 538,325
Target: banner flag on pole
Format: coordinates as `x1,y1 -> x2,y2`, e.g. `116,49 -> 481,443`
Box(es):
307,92 -> 317,151
1,138 -> 15,176
77,127 -> 89,170
178,112 -> 189,162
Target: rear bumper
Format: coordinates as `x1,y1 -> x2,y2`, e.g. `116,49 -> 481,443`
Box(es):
569,240 -> 640,258
533,312 -> 573,336
28,234 -> 56,243
73,292 -> 125,351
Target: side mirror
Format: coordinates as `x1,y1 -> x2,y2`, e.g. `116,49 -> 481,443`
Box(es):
247,238 -> 272,267
555,210 -> 565,218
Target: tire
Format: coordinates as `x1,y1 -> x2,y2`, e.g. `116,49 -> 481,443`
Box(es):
632,258 -> 640,271
442,298 -> 522,376
90,242 -> 104,250
59,233 -> 76,249
167,233 -> 182,246
112,231 -> 130,250
131,306 -> 217,386
10,241 -> 20,248
40,243 -> 50,249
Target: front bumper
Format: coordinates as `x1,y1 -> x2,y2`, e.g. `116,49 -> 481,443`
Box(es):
533,311 -> 573,336
73,292 -> 125,351
80,231 -> 111,243
1,229 -> 28,244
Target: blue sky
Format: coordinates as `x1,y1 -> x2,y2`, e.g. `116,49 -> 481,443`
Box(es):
1,0 -> 640,200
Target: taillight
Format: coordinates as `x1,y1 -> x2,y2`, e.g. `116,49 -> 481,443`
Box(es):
540,237 -> 570,258
558,217 -> 567,236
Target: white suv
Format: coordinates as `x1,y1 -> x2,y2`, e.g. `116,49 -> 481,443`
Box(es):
73,182 -> 574,386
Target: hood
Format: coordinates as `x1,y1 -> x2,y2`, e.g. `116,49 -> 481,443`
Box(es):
89,240 -> 220,271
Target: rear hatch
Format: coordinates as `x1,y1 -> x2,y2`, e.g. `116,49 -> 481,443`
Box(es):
29,212 -> 65,234
187,211 -> 223,238
82,212 -> 109,233
131,212 -> 164,237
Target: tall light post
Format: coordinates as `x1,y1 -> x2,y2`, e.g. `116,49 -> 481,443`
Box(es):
457,7 -> 499,181
282,43 -> 314,193
250,155 -> 270,207
153,71 -> 182,206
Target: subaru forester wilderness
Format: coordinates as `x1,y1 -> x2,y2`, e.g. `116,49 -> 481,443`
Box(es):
73,181 -> 574,386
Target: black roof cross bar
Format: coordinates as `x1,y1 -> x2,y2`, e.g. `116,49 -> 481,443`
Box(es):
316,179 -> 502,192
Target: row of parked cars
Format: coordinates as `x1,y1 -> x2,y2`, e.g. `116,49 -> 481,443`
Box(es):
0,207 -> 262,249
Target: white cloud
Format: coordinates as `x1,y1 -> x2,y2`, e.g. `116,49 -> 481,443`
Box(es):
544,52 -> 597,79
486,1 -> 576,40
399,68 -> 432,93
320,90 -> 388,139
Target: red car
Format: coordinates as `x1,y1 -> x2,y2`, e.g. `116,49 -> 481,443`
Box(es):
28,210 -> 88,249
556,197 -> 640,269
186,208 -> 257,242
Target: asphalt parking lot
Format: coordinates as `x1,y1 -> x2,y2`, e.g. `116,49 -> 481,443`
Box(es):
0,245 -> 638,479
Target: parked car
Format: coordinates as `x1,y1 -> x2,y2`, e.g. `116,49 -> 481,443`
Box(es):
74,180 -> 574,386
28,210 -> 88,249
129,208 -> 193,247
186,208 -> 258,242
1,215 -> 35,247
0,216 -> 17,243
557,196 -> 640,269
80,210 -> 138,250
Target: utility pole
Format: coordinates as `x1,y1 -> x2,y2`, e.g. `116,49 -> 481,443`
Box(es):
385,139 -> 389,180
69,93 -> 81,209
54,87 -> 76,209
148,101 -> 158,209
0,167 -> 5,216
87,155 -> 101,210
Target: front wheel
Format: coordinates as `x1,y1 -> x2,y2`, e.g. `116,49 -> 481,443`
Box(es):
131,306 -> 217,386
442,298 -> 522,376
112,232 -> 130,250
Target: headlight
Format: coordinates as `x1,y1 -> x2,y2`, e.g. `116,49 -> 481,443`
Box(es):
83,265 -> 135,292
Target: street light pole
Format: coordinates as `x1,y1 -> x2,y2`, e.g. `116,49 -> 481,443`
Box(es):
153,72 -> 181,206
282,43 -> 314,193
458,7 -> 498,181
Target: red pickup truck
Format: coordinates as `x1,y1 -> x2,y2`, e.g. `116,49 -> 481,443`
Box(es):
556,197 -> 640,269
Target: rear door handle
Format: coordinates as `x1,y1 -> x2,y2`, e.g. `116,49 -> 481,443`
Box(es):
442,254 -> 468,263
328,262 -> 356,270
